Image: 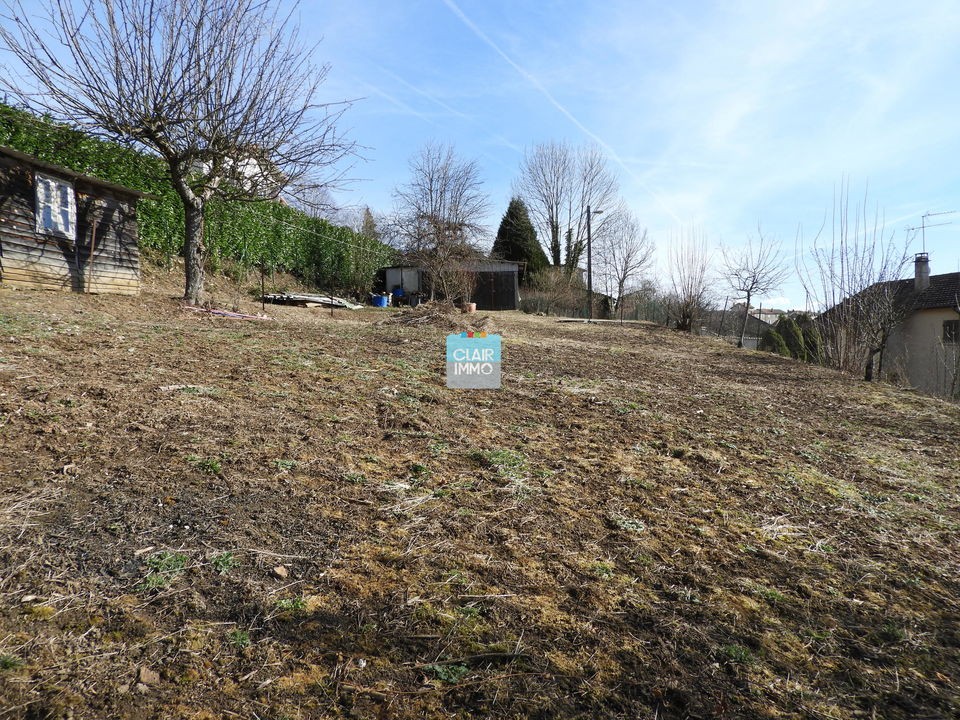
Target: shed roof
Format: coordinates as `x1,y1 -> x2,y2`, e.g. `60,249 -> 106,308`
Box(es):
0,145 -> 147,199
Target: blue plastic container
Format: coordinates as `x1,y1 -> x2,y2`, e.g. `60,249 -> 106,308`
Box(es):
371,294 -> 389,308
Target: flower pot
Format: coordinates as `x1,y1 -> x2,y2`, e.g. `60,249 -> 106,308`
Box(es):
462,302 -> 477,314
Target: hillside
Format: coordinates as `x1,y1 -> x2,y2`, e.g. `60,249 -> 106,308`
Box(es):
0,272 -> 958,719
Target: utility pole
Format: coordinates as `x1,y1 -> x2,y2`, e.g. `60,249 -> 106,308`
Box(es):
586,205 -> 603,321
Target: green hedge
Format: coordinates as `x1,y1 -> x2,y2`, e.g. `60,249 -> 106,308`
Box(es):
0,104 -> 393,293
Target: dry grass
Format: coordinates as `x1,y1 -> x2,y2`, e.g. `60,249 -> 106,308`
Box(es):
0,270 -> 958,719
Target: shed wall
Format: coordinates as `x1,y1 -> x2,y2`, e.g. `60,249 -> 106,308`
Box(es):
0,156 -> 140,295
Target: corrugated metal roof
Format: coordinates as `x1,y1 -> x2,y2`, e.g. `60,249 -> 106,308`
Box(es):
0,145 -> 147,199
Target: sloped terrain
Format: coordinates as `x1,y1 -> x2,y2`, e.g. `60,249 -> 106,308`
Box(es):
0,270 -> 958,719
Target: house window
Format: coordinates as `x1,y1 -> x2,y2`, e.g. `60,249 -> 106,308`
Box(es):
944,320 -> 960,344
34,172 -> 76,240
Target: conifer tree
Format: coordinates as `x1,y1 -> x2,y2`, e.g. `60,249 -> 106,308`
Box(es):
492,197 -> 549,282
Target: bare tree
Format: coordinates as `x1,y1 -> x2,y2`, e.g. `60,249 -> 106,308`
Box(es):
797,181 -> 910,380
596,206 -> 654,315
0,0 -> 354,303
513,141 -> 618,270
721,228 -> 789,348
667,229 -> 713,332
563,145 -> 619,272
513,141 -> 570,267
393,142 -> 489,303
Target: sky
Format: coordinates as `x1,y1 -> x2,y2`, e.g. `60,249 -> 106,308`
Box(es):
6,0 -> 960,309
307,0 -> 960,309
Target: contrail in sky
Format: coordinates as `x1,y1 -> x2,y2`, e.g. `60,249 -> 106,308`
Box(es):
440,0 -> 681,223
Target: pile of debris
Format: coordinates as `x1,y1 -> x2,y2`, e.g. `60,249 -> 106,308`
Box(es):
261,292 -> 363,310
378,301 -> 496,333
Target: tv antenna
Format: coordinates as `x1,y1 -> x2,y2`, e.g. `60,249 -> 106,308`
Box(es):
906,210 -> 955,252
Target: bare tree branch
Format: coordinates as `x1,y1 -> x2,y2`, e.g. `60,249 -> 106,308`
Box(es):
596,205 -> 654,315
667,229 -> 713,332
513,141 -> 618,271
721,228 -> 789,347
392,142 -> 489,303
0,0 -> 355,302
796,180 -> 910,379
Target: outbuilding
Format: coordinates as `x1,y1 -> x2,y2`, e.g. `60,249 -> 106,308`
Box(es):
0,145 -> 143,295
380,260 -> 520,311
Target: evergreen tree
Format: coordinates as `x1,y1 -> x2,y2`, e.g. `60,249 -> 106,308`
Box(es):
360,207 -> 379,241
492,197 -> 549,282
776,316 -> 807,361
794,313 -> 824,364
759,328 -> 790,356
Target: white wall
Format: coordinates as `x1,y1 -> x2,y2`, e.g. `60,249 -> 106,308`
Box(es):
885,308 -> 959,397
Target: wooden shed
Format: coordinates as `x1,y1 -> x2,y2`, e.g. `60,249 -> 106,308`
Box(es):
0,145 -> 142,295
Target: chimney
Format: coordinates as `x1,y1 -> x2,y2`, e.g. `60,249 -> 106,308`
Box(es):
914,252 -> 930,292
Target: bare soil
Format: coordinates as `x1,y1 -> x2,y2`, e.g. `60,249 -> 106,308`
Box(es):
1,267 -> 958,719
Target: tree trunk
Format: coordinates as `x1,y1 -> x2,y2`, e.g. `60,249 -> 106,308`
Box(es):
550,222 -> 561,266
181,194 -> 206,305
864,347 -> 880,381
737,292 -> 752,348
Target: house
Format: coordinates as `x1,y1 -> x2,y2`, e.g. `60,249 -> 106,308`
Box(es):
0,145 -> 143,295
883,254 -> 960,397
379,260 -> 520,311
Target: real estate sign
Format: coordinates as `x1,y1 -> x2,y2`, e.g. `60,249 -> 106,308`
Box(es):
446,332 -> 501,389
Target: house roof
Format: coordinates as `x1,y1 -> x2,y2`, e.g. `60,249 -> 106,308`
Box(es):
0,145 -> 147,199
892,272 -> 960,311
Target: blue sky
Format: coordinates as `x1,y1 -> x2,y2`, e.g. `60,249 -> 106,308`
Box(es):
310,0 -> 960,308
6,0 -> 960,308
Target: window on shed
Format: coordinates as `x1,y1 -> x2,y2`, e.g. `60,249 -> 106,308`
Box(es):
34,172 -> 76,240
944,319 -> 960,344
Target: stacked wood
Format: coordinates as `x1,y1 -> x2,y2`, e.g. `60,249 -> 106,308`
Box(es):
261,292 -> 363,310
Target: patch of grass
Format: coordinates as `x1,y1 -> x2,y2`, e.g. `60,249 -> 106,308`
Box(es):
456,605 -> 481,620
611,514 -> 646,533
753,585 -> 786,604
146,551 -> 188,574
423,662 -> 470,684
471,448 -> 527,476
137,574 -> 171,591
139,550 -> 189,591
187,455 -> 222,475
228,629 -> 251,649
273,459 -> 297,471
590,561 -> 615,578
274,597 -> 307,613
0,654 -> 23,670
24,604 -> 55,621
211,552 -> 239,575
719,644 -> 754,665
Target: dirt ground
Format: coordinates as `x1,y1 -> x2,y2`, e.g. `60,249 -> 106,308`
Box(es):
1,267 -> 958,719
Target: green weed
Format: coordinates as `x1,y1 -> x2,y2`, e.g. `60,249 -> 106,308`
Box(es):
211,552 -> 239,575
719,644 -> 754,665
0,655 -> 23,670
424,663 -> 470,684
611,515 -> 646,533
274,597 -> 307,613
228,630 -> 251,649
187,455 -> 222,475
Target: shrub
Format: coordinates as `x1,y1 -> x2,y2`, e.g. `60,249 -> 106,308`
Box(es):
759,329 -> 790,356
776,316 -> 807,361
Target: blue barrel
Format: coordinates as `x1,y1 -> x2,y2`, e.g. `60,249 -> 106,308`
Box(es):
371,294 -> 389,308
